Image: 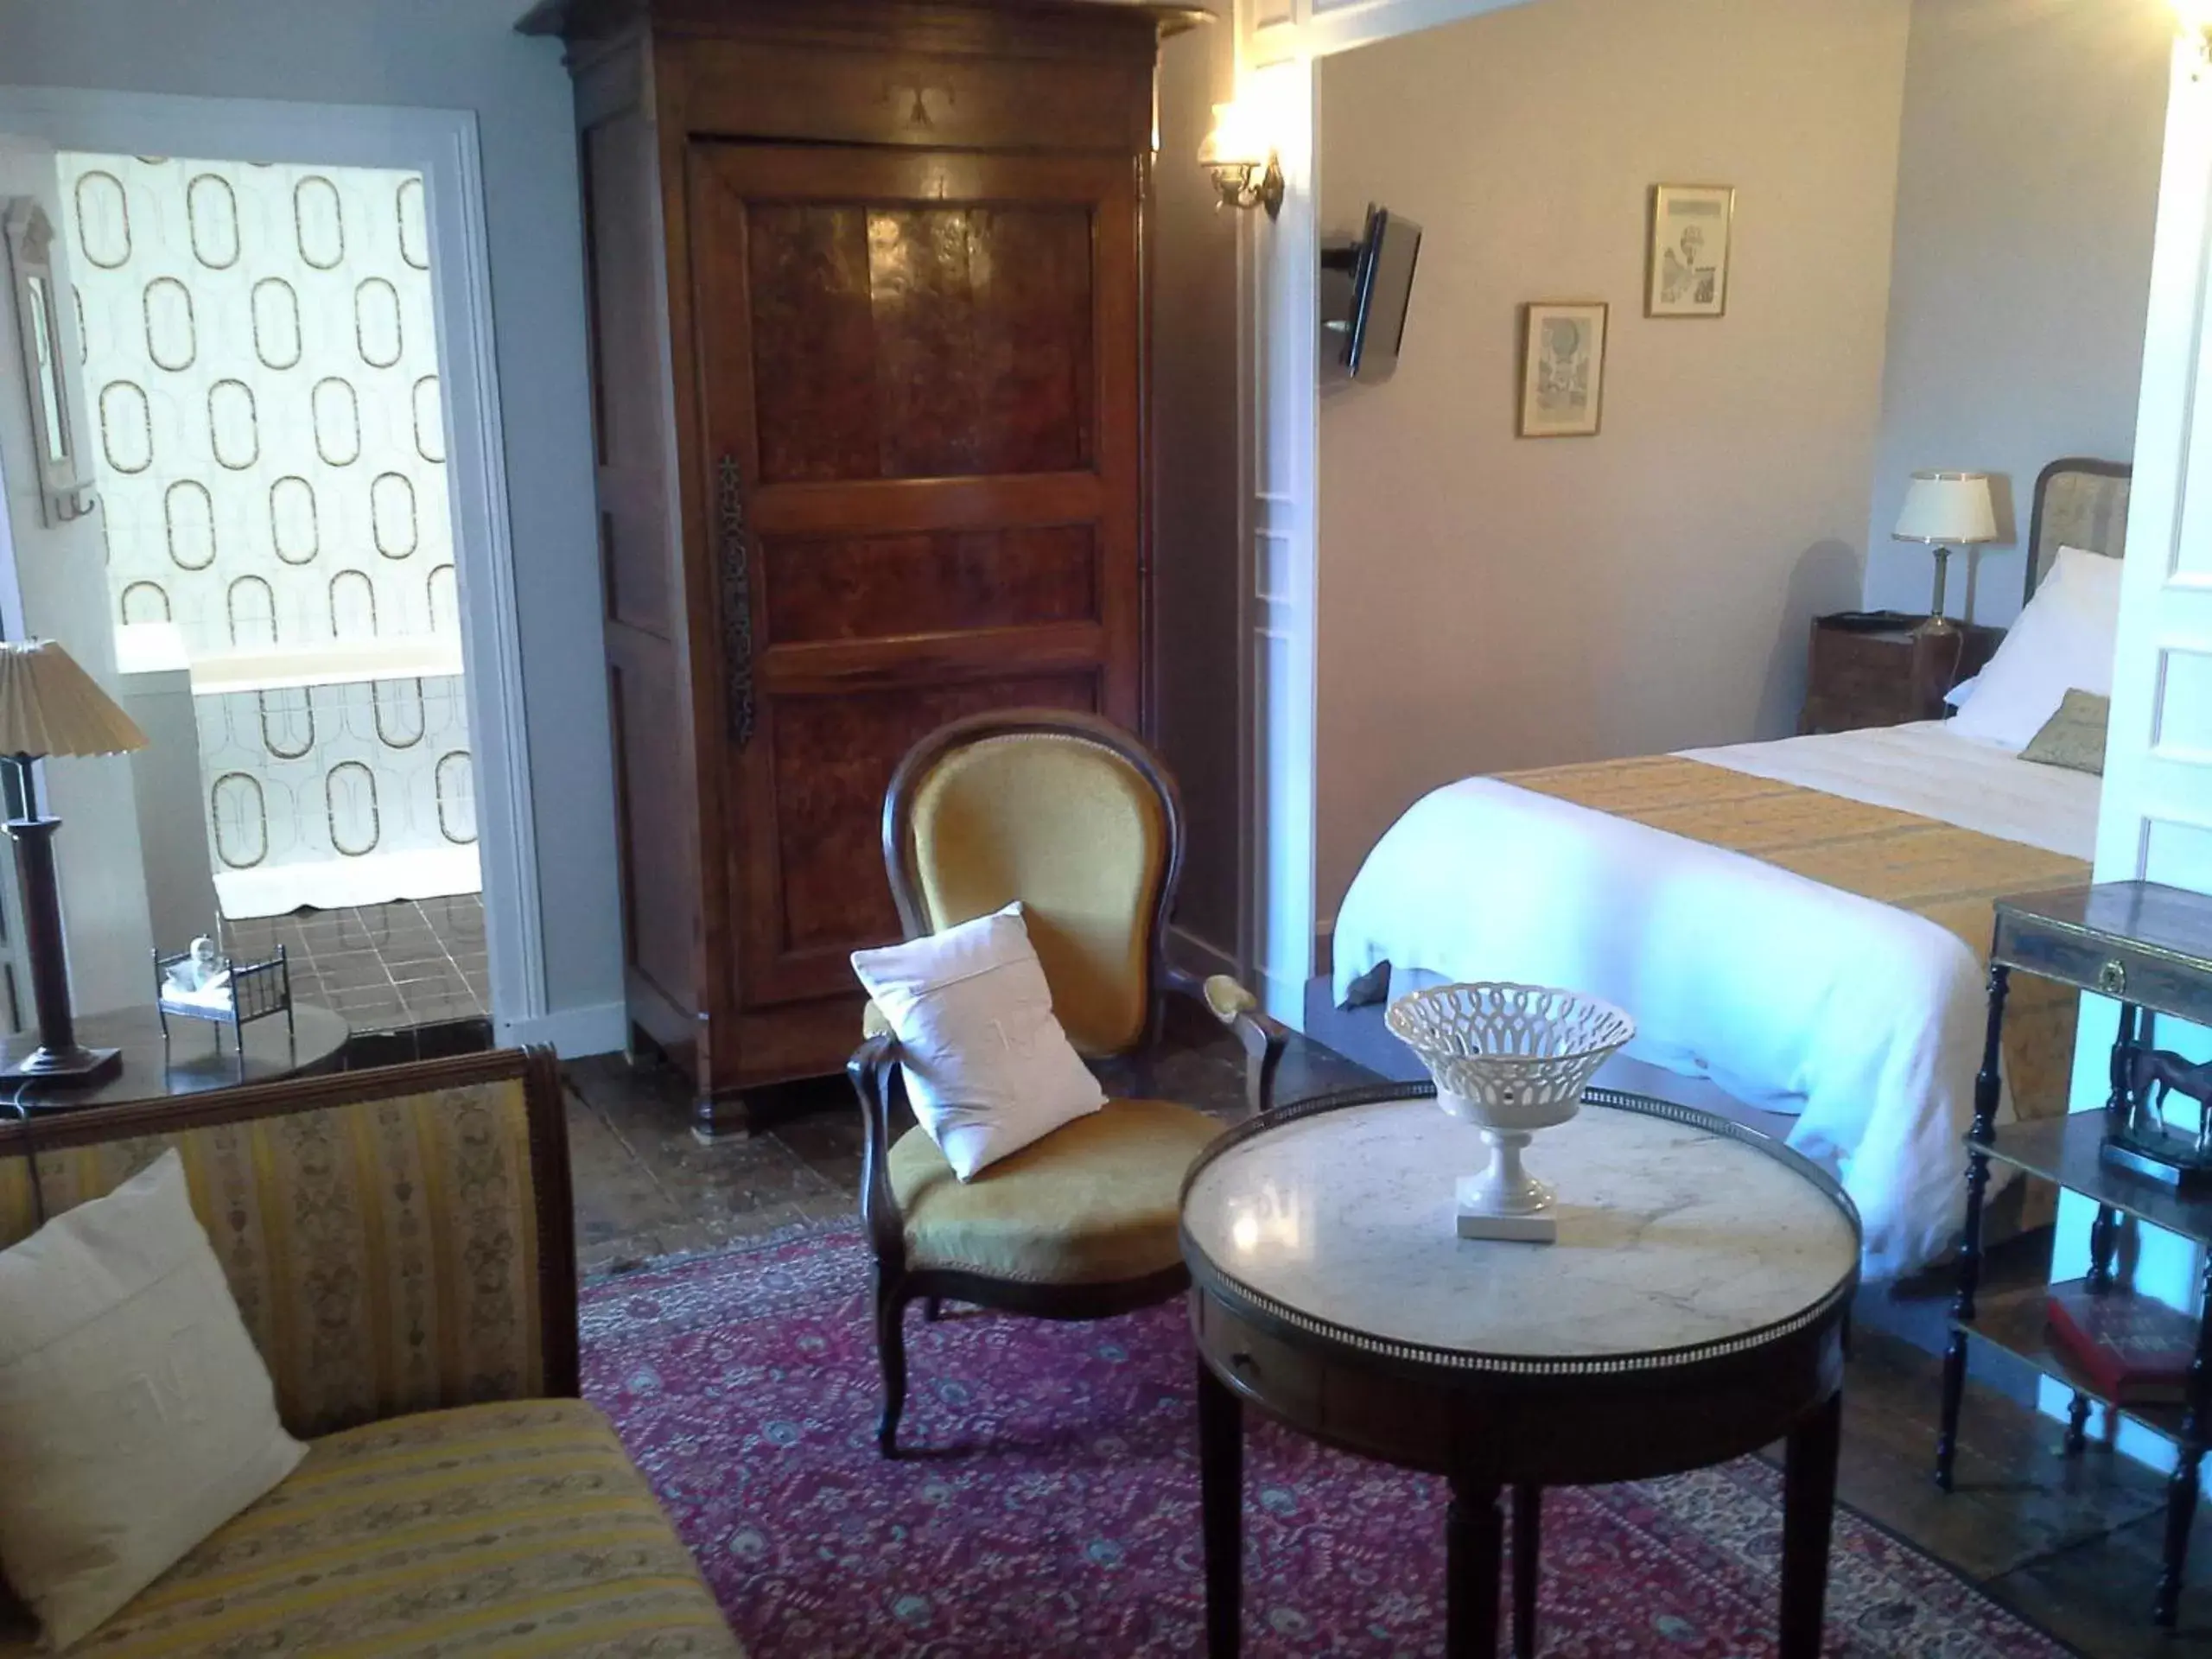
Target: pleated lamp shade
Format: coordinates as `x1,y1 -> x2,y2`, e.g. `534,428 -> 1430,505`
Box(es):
0,640 -> 148,760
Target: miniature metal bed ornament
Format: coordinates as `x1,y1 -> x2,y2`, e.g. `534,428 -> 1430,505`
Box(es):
152,937 -> 296,1057
1384,982 -> 1636,1242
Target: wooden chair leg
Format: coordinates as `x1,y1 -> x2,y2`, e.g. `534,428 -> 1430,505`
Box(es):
875,1277 -> 911,1458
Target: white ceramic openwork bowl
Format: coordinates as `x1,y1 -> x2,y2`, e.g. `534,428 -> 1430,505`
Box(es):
1385,982 -> 1636,1243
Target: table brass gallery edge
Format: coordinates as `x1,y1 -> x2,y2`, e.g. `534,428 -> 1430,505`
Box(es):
1181,1082 -> 1861,1659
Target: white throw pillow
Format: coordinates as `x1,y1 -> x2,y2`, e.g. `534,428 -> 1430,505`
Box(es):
1946,546 -> 2123,749
852,902 -> 1106,1179
0,1150 -> 306,1650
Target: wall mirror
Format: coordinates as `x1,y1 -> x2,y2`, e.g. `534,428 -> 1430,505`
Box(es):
3,198 -> 96,524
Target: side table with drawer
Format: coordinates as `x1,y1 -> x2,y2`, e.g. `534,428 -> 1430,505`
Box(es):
1937,881 -> 2212,1628
1799,613 -> 2002,735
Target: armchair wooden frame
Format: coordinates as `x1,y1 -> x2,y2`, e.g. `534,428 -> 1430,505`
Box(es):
847,709 -> 1288,1457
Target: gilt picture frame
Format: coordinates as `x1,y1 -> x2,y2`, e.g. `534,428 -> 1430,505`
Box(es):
1647,184 -> 1734,318
1517,302 -> 1607,439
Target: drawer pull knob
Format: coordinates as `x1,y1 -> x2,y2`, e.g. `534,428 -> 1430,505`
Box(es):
2098,959 -> 2128,996
1230,1351 -> 1257,1376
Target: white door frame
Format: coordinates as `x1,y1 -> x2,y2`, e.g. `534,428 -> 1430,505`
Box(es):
1232,0 -> 1542,1021
0,85 -> 547,1034
2044,35 -> 2212,1474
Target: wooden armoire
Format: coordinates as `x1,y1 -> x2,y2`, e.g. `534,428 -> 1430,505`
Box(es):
519,0 -> 1200,1131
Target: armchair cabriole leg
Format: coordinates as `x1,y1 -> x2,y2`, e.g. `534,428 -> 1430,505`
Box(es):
875,1274 -> 911,1459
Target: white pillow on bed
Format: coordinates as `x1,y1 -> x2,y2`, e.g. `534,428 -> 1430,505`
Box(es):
1946,546 -> 2122,750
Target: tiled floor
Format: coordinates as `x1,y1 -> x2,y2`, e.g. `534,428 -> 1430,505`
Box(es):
220,893 -> 488,1033
562,1023 -> 2212,1656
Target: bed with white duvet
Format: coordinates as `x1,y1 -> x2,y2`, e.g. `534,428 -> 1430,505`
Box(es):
1328,461 -> 2128,1278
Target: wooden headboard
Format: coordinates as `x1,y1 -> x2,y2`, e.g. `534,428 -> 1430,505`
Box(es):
2024,456 -> 2131,606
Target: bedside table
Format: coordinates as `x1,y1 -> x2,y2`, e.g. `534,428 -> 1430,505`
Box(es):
1799,613 -> 2002,735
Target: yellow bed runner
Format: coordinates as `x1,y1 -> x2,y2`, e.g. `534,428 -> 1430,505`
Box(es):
1502,753 -> 2088,1122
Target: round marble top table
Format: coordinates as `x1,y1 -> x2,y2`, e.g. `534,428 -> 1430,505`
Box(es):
1180,1083 -> 1861,1659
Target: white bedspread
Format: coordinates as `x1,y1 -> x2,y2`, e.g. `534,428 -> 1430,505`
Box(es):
1680,721 -> 2099,859
1329,723 -> 2092,1280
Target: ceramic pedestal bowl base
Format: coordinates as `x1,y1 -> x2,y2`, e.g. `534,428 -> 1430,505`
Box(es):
1386,982 -> 1636,1244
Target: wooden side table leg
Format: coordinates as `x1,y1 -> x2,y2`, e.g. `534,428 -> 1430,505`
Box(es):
1938,959 -> 2008,1492
2087,1203 -> 2120,1294
1198,1360 -> 1243,1658
1780,1389 -> 1843,1659
2064,1391 -> 2093,1457
2156,1251 -> 2212,1627
1446,1477 -> 1503,1659
1511,1484 -> 1541,1659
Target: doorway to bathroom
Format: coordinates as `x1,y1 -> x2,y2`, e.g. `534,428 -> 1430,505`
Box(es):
61,150 -> 489,1037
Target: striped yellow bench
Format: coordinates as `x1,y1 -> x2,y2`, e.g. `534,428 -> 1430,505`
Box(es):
0,1052 -> 740,1658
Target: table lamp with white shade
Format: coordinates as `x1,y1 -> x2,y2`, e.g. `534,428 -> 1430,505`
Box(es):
0,639 -> 149,1085
1892,470 -> 1997,637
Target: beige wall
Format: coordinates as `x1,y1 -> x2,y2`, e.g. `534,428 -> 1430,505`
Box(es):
1152,11 -> 1244,963
1315,0 -> 1911,918
1864,0 -> 2167,625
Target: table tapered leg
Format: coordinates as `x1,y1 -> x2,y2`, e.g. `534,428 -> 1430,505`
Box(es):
2155,1249 -> 2212,1626
1939,959 -> 2008,1491
1447,1477 -> 1503,1659
1198,1360 -> 1243,1658
1510,1484 -> 1541,1658
2064,1392 -> 2093,1456
1780,1389 -> 1843,1659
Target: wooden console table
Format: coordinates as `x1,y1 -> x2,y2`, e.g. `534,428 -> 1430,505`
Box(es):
1938,880 -> 2212,1627
1181,1082 -> 1861,1657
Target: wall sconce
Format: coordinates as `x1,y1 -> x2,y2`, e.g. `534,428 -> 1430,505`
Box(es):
1198,99 -> 1282,219
2180,0 -> 2212,76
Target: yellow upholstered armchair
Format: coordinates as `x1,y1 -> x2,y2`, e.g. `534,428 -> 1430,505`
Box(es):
848,709 -> 1288,1458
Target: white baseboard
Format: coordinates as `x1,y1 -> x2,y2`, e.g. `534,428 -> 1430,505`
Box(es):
1168,923 -> 1238,982
499,999 -> 626,1058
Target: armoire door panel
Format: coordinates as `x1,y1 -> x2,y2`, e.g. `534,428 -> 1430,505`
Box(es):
747,200 -> 1096,483
688,137 -> 1141,1018
758,622 -> 1108,690
748,472 -> 1103,537
760,524 -> 1097,645
763,671 -> 1101,983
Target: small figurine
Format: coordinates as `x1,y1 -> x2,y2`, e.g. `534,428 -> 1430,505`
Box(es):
160,936 -> 230,1005
2133,1047 -> 2212,1154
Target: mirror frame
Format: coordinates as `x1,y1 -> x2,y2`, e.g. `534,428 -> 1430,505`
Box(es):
3,197 -> 95,525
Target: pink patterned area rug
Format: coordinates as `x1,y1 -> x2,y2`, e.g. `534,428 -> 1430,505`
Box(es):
581,1225 -> 2069,1658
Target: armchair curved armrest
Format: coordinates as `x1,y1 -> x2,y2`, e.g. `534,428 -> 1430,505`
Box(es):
1164,966 -> 1289,1116
847,1028 -> 908,1266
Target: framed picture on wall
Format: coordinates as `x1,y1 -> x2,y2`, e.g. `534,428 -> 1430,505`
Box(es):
1647,184 -> 1735,317
1517,302 -> 1608,439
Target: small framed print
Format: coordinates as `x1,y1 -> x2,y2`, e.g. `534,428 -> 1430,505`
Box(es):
1647,184 -> 1734,318
1517,302 -> 1608,439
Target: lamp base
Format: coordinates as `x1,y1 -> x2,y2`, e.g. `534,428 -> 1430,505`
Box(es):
7,1045 -> 121,1087
1914,613 -> 1960,638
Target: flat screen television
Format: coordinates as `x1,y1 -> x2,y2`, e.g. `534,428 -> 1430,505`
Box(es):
1339,204 -> 1421,381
